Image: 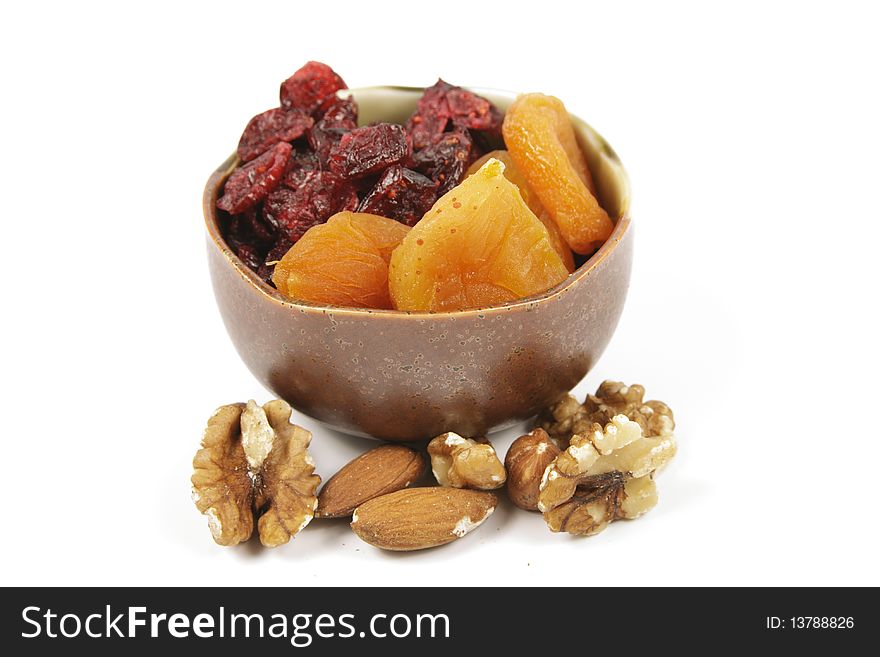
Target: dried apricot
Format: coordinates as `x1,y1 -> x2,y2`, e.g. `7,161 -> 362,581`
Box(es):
388,158 -> 569,312
272,212 -> 409,309
502,94 -> 612,254
467,150 -> 575,272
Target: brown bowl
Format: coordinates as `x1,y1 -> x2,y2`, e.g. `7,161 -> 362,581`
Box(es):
203,87 -> 632,441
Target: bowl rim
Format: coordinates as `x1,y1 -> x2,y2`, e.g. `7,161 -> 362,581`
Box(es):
203,85 -> 632,319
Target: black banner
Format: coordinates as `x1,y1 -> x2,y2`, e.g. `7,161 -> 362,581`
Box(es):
1,587 -> 871,653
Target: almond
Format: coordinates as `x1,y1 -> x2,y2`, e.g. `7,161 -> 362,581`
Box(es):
316,444 -> 424,518
350,487 -> 497,551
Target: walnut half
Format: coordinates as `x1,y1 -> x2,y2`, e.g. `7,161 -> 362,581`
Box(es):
538,380 -> 674,448
428,433 -> 506,490
191,399 -> 320,547
542,471 -> 659,535
538,412 -> 676,536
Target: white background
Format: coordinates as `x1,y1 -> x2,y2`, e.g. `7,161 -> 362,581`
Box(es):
2,1 -> 878,587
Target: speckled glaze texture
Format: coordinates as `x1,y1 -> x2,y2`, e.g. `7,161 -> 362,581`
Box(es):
204,88 -> 632,441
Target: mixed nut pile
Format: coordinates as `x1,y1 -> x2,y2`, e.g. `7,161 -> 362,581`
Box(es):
216,62 -> 614,312
191,382 -> 677,551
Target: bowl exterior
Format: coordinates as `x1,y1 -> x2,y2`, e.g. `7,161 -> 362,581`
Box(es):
206,223 -> 631,442
204,87 -> 632,441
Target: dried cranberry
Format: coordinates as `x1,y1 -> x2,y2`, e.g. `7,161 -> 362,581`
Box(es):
406,80 -> 455,150
328,123 -> 409,178
320,97 -> 358,130
217,142 -> 291,214
470,127 -> 504,156
449,89 -> 503,151
227,210 -> 268,245
229,239 -> 264,272
308,126 -> 346,168
243,208 -> 275,244
358,166 -> 438,226
258,239 -> 294,283
224,208 -> 275,273
264,170 -> 358,242
412,128 -> 473,195
226,213 -> 249,243
280,61 -> 347,117
406,80 -> 504,151
283,148 -> 321,180
446,87 -> 502,132
237,108 -> 313,162
308,97 -> 359,167
407,111 -> 448,152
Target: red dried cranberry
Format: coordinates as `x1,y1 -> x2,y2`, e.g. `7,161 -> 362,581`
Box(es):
308,126 -> 346,168
229,239 -> 264,272
320,97 -> 358,130
217,142 -> 291,214
449,88 -> 503,151
407,111 -> 448,152
283,148 -> 321,180
264,170 -> 358,242
224,208 -> 276,274
304,97 -> 359,167
258,239 -> 294,283
406,80 -> 504,151
412,127 -> 473,195
406,80 -> 455,150
280,61 -> 347,117
358,166 -> 438,226
227,210 -> 270,245
328,123 -> 409,178
446,87 -> 501,131
237,108 -> 313,162
470,127 -> 504,155
225,213 -> 249,243
243,208 -> 275,244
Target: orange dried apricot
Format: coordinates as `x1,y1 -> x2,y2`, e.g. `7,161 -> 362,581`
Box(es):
272,211 -> 409,308
467,150 -> 575,273
388,158 -> 569,312
502,93 -> 613,254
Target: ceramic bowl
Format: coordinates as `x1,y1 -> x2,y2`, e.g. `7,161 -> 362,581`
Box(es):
203,86 -> 632,441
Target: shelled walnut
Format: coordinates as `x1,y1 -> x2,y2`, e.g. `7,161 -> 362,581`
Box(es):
542,471 -> 659,535
427,432 -> 506,490
538,380 -> 674,448
538,413 -> 676,536
191,399 -> 320,547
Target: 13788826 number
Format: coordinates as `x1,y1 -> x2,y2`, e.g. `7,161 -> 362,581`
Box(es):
790,617 -> 854,629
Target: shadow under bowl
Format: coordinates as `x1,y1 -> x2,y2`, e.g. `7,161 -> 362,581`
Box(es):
203,86 -> 633,441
